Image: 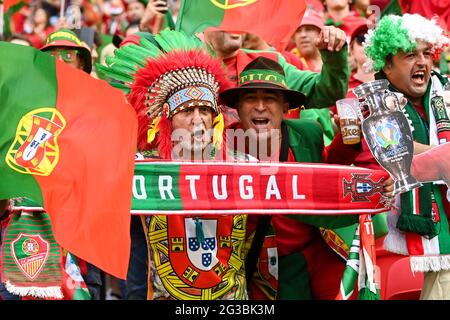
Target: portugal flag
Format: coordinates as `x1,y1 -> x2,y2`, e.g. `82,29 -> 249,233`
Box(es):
3,0 -> 27,11
0,42 -> 138,279
176,0 -> 306,51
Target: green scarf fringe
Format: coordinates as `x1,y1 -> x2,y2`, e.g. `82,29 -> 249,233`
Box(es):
359,287 -> 380,300
396,212 -> 437,237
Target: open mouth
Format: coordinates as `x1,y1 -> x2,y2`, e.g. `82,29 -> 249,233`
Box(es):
192,128 -> 205,141
411,71 -> 426,85
251,118 -> 270,130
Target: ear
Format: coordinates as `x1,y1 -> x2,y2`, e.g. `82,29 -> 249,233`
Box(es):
382,57 -> 395,77
383,64 -> 392,77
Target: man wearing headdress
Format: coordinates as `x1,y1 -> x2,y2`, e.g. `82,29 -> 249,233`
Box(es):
100,30 -> 259,299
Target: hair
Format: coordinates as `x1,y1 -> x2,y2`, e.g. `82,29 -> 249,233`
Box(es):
125,22 -> 140,34
322,0 -> 354,9
31,4 -> 51,29
364,14 -> 449,72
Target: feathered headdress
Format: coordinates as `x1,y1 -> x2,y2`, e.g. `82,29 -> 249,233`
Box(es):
98,30 -> 231,159
363,14 -> 449,72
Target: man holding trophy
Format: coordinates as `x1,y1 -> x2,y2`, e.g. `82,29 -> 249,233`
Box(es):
355,13 -> 450,299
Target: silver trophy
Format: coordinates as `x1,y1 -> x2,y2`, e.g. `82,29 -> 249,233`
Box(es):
353,79 -> 422,195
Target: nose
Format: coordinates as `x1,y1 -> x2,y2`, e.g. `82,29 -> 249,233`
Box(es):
192,108 -> 203,125
254,98 -> 266,112
299,29 -> 307,38
416,53 -> 427,66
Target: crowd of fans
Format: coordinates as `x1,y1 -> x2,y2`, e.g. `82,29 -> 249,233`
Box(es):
2,0 -> 450,301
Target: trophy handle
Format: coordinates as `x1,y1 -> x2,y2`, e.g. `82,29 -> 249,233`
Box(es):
382,91 -> 401,111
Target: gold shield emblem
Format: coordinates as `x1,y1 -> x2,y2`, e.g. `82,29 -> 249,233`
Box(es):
6,108 -> 66,176
147,214 -> 248,300
210,0 -> 258,10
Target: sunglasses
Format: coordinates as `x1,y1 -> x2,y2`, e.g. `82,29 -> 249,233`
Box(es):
49,49 -> 79,63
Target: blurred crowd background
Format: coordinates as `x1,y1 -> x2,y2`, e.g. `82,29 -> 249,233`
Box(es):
3,0 -> 450,83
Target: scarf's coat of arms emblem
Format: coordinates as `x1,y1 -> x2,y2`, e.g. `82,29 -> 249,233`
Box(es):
11,233 -> 50,280
343,173 -> 384,202
6,108 -> 66,176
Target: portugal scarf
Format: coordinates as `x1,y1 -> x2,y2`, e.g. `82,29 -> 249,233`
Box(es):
336,215 -> 380,300
0,208 -> 91,299
385,74 -> 450,272
1,210 -> 63,298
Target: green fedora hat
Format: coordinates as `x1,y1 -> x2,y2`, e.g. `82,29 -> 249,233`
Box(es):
219,56 -> 306,109
40,28 -> 92,74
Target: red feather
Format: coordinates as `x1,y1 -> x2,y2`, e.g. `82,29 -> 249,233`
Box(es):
156,115 -> 173,159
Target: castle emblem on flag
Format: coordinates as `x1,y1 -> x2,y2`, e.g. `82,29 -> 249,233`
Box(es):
11,233 -> 50,280
6,108 -> 66,176
210,0 -> 257,10
343,173 -> 384,202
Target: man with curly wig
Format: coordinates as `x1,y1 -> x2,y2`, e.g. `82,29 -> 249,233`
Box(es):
363,13 -> 450,299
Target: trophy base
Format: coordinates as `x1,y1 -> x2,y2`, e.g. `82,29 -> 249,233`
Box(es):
393,176 -> 422,195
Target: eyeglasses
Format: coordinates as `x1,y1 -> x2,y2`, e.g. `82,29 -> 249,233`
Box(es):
48,49 -> 79,63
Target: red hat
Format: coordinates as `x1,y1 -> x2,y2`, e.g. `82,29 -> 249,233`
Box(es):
299,9 -> 324,31
349,21 -> 369,43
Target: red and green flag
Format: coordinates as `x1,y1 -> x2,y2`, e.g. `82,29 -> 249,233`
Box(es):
1,0 -> 29,38
0,42 -> 138,279
3,0 -> 27,11
176,0 -> 307,51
